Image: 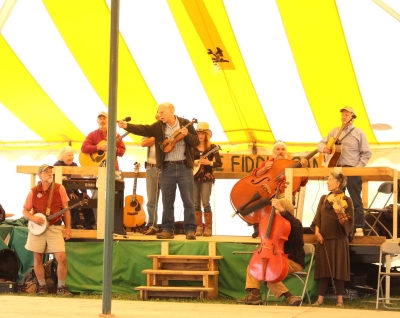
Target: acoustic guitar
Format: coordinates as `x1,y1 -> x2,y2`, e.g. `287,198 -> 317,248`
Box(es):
193,145 -> 221,177
123,162 -> 146,227
79,131 -> 130,167
28,199 -> 89,235
317,115 -> 355,168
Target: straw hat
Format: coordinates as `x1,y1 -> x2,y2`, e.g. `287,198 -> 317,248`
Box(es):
196,122 -> 212,137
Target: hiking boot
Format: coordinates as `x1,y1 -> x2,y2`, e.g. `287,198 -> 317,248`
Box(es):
236,292 -> 264,305
186,231 -> 196,240
143,227 -> 157,235
37,285 -> 48,295
57,286 -> 73,296
286,295 -> 302,306
156,231 -> 174,239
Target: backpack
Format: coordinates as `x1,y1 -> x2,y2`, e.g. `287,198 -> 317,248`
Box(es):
22,259 -> 58,294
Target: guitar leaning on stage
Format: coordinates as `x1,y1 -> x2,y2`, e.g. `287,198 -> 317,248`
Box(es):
28,199 -> 89,235
193,145 -> 221,177
317,115 -> 355,168
123,162 -> 146,227
78,131 -> 130,167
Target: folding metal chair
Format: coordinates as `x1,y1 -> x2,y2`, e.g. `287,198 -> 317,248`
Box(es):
364,182 -> 394,238
376,240 -> 400,310
266,243 -> 315,306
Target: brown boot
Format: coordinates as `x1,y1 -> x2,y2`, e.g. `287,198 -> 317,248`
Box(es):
195,211 -> 203,236
203,212 -> 212,237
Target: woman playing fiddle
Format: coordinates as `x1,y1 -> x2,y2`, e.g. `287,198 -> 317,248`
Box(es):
311,172 -> 354,307
237,198 -> 305,306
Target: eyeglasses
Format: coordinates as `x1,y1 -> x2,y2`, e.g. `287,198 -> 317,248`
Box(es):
274,140 -> 285,144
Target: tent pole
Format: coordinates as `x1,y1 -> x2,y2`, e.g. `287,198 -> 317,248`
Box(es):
101,0 -> 120,316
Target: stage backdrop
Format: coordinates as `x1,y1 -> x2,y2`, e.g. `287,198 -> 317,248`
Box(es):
4,226 -> 317,300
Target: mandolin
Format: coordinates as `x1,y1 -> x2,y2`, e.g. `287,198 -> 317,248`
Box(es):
160,118 -> 198,153
193,145 -> 221,177
318,115 -> 355,168
79,131 -> 129,167
123,162 -> 146,228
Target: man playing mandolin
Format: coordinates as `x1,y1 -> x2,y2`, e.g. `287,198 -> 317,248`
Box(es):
318,107 -> 371,235
118,102 -> 199,240
22,164 -> 73,296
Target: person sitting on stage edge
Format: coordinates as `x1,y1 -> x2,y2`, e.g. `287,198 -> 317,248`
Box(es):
22,164 -> 73,296
118,102 -> 199,240
250,140 -> 308,238
311,171 -> 354,308
237,198 -> 305,306
193,122 -> 222,237
53,146 -> 95,230
318,107 -> 371,236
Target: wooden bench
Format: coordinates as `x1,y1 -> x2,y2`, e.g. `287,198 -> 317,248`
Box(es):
135,242 -> 223,300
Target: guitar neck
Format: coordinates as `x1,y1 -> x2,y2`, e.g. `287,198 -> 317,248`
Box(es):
132,173 -> 138,200
116,131 -> 129,143
46,200 -> 85,221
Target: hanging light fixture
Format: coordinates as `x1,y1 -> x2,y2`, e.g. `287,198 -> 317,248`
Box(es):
207,47 -> 229,76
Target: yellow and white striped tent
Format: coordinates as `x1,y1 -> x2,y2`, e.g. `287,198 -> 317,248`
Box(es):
1,0 -> 399,228
1,0 -> 399,152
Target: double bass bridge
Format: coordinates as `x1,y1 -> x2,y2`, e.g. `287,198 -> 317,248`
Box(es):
261,184 -> 271,194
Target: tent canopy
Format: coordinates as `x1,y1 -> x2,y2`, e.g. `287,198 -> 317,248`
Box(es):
1,0 -> 399,152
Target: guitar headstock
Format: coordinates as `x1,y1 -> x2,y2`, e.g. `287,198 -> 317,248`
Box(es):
134,162 -> 140,173
192,118 -> 198,124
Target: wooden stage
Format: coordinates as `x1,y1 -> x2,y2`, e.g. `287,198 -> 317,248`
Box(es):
0,295 -> 396,318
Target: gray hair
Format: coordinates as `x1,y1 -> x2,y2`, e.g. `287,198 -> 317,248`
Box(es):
158,102 -> 175,114
57,146 -> 74,161
330,171 -> 347,189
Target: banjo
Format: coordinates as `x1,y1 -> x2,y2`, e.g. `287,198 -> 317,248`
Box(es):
28,199 -> 89,235
193,145 -> 221,177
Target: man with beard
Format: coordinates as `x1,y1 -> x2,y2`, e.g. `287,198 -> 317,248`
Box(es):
81,111 -> 126,226
22,164 -> 73,296
250,141 -> 308,238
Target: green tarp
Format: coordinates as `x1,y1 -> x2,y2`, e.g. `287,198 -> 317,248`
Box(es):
2,226 -> 317,300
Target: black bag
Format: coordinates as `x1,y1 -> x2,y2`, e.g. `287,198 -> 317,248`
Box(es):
31,259 -> 58,294
0,248 -> 20,293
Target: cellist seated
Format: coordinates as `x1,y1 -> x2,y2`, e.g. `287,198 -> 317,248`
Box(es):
250,140 -> 308,238
237,198 -> 305,306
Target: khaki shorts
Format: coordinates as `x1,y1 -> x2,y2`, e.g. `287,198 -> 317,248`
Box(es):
25,225 -> 65,254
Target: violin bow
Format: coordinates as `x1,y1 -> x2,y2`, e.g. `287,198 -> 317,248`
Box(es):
322,242 -> 337,294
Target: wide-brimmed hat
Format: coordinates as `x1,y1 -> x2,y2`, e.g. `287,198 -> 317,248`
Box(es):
98,111 -> 108,118
38,164 -> 53,174
340,106 -> 357,118
196,122 -> 212,137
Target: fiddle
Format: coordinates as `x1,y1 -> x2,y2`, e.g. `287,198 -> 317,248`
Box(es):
161,118 -> 198,153
327,192 -> 350,224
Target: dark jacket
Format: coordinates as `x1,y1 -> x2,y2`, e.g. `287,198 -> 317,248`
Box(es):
281,211 -> 305,268
124,116 -> 199,169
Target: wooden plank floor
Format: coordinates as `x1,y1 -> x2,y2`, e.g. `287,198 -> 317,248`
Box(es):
0,295 -> 396,318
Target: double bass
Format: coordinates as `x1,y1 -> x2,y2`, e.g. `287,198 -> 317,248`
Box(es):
230,149 -> 318,224
248,182 -> 291,283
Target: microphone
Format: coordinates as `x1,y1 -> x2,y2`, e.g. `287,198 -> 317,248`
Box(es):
117,117 -> 131,122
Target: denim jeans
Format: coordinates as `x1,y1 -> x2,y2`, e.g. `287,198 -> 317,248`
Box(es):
159,162 -> 196,233
193,180 -> 213,213
146,165 -> 161,228
345,176 -> 363,229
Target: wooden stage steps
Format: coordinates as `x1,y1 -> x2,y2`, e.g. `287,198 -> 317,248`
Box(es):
135,242 -> 223,300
